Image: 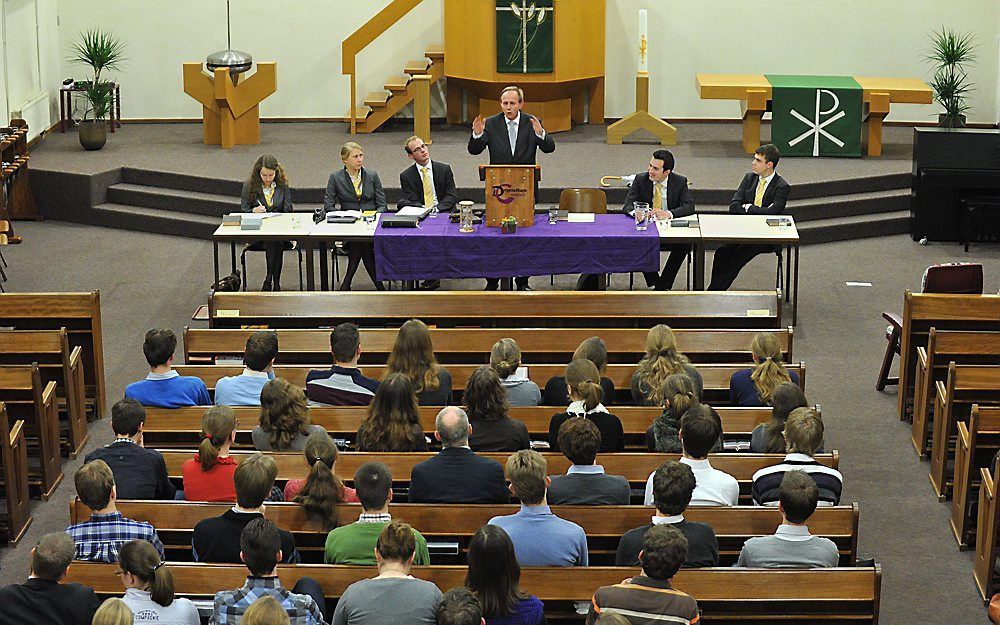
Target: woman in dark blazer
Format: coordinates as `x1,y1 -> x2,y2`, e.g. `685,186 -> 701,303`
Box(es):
241,154 -> 293,291
323,141 -> 386,290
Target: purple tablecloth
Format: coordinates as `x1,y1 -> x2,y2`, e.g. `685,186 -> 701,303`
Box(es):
374,213 -> 659,281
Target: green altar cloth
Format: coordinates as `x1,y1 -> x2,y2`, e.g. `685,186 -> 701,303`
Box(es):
766,75 -> 862,158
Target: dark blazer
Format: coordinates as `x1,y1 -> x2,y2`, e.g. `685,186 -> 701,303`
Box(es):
397,161 -> 459,212
622,171 -> 695,217
0,578 -> 101,625
467,112 -> 555,165
192,509 -> 300,564
547,472 -> 631,505
85,441 -> 176,500
408,446 -> 508,503
322,167 -> 387,214
241,181 -> 292,213
615,520 -> 719,568
728,172 -> 791,215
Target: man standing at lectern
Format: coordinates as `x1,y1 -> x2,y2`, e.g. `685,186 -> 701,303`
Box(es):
469,85 -> 556,291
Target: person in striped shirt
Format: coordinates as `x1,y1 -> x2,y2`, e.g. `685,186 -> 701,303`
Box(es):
751,408 -> 842,506
305,324 -> 379,406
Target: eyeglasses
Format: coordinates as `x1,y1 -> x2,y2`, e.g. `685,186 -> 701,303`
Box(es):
113,569 -> 125,576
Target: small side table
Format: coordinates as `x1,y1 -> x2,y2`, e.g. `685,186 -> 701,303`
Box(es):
59,83 -> 121,133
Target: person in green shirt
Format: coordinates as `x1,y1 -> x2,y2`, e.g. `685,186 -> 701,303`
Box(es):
324,461 -> 430,565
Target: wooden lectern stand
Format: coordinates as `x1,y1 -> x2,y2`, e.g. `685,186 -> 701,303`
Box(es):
182,63 -> 277,149
479,165 -> 539,227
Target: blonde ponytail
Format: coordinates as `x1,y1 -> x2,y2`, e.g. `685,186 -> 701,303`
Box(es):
636,325 -> 689,404
490,338 -> 522,379
566,359 -> 603,411
749,333 -> 790,404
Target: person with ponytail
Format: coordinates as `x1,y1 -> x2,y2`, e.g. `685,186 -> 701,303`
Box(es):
385,319 -> 452,405
490,338 -> 541,407
729,333 -> 799,407
548,359 -> 624,453
181,406 -> 238,501
751,382 -> 808,453
286,432 -> 358,530
645,374 -> 714,453
285,433 -> 358,502
118,539 -> 200,625
542,336 -> 616,406
631,325 -> 703,405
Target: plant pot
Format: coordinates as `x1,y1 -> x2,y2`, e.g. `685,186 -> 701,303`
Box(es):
78,120 -> 107,150
937,113 -> 967,128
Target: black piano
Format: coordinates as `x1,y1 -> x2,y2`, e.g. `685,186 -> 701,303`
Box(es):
911,127 -> 1000,242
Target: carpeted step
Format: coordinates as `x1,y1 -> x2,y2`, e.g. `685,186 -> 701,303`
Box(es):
88,203 -> 222,240
797,209 -> 910,245
107,183 -> 239,217
787,189 -> 909,222
121,168 -> 243,196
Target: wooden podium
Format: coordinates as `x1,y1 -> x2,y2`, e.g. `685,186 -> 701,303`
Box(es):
183,63 -> 277,149
480,165 -> 538,227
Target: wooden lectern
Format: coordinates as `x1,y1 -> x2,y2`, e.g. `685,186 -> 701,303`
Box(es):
479,165 -> 539,227
182,63 -> 277,149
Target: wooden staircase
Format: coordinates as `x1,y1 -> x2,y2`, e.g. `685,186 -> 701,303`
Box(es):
350,45 -> 444,133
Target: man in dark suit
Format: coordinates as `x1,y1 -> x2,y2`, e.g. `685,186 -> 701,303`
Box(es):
409,407 -> 508,503
468,85 -> 556,291
398,135 -> 459,291
708,144 -> 792,290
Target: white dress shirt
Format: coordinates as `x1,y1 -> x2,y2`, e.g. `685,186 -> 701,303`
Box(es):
644,456 -> 740,506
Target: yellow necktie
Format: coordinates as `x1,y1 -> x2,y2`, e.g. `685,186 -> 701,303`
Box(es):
421,166 -> 434,208
652,182 -> 662,211
754,176 -> 767,206
352,173 -> 363,198
262,186 -> 274,208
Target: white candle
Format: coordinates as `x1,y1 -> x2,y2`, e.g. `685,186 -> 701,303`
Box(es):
638,9 -> 648,74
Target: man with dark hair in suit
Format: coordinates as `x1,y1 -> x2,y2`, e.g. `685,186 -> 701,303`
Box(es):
398,135 -> 459,291
708,143 -> 792,291
469,85 -> 556,291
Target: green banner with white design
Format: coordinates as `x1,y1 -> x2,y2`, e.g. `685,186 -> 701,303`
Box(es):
767,75 -> 862,158
496,1 -> 553,74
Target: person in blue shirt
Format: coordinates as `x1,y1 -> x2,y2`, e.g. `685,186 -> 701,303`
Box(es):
125,328 -> 210,408
215,331 -> 278,406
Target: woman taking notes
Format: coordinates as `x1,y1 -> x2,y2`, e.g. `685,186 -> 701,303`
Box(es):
241,155 -> 293,291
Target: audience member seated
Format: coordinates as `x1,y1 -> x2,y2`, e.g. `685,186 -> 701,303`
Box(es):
182,405 -> 238,502
306,323 -> 380,406
631,325 -> 703,406
729,333 -> 799,407
193,453 -> 300,564
410,407 -> 508,504
385,319 -> 453,405
490,338 -> 541,407
548,359 -> 624,453
750,382 -> 808,454
752,408 -> 842,506
118,540 -> 200,625
85,398 -> 176,500
253,379 -> 326,452
243,596 -> 291,625
466,525 -> 546,625
284,431 -> 359,502
67,460 -> 164,562
548,418 -> 629,505
125,329 -> 210,408
587,525 -> 699,625
324,461 -> 430,565
215,331 -> 278,406
93,598 -> 133,625
618,461 -> 718,568
488,450 -> 588,566
542,337 -> 616,406
331,521 -> 443,625
211,519 -> 325,625
593,615 -> 630,625
356,373 -> 428,452
290,432 -> 358,531
0,532 -> 101,625
736,471 -> 839,568
644,404 -> 738,506
644,374 -> 701,453
466,366 -> 530,452
436,588 -> 483,625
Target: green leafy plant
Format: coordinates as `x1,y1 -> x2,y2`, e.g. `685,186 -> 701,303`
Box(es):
925,28 -> 976,127
68,29 -> 127,121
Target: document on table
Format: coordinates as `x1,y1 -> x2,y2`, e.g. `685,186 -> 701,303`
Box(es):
567,212 -> 595,223
397,206 -> 432,218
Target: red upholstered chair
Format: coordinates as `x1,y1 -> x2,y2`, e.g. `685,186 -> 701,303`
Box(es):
876,262 -> 984,391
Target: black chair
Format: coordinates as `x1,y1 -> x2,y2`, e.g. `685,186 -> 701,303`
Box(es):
240,242 -> 305,291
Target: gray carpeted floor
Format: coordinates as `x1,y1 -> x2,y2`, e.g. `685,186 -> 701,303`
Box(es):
2,219 -> 999,624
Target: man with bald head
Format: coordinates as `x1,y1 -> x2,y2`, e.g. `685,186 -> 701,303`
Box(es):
408,407 -> 509,503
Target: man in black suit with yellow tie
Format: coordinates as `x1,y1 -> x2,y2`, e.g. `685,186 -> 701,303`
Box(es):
469,85 -> 556,291
708,144 -> 792,291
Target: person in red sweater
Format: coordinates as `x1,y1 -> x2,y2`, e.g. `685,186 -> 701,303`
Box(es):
182,406 -> 238,501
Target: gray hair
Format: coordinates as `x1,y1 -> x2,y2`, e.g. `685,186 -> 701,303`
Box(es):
436,406 -> 470,447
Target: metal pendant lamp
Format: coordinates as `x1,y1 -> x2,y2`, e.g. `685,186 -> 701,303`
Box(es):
205,0 -> 253,83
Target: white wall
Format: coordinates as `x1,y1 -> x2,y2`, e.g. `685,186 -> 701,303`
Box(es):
0,0 -> 58,139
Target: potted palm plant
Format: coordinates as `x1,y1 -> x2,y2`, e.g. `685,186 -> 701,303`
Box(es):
925,28 -> 976,128
69,29 -> 126,150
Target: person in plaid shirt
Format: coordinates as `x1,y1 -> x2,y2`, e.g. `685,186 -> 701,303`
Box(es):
211,518 -> 325,625
65,460 -> 164,563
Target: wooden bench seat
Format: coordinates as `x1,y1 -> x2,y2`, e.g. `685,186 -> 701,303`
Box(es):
0,364 -> 63,499
0,402 -> 31,547
951,405 -> 1000,549
975,459 -> 1000,600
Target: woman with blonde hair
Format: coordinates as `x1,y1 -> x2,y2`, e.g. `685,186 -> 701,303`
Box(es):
385,319 -> 452,405
93,598 -> 134,625
490,338 -> 541,407
548,359 -> 624,452
284,432 -> 358,530
117,540 -> 199,625
466,366 -> 530,452
181,405 -> 238,501
243,596 -> 290,625
356,373 -> 427,451
253,378 -> 325,451
645,373 -> 706,453
541,336 -> 617,405
631,324 -> 703,405
729,333 -> 799,407
242,155 -> 293,291
750,382 -> 809,453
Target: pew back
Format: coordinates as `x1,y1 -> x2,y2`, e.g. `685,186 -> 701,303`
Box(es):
0,364 -> 63,499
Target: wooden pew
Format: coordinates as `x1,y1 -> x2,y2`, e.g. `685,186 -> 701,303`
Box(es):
173,362 -> 807,405
65,561 -> 883,625
951,405 -> 1000,549
0,292 -> 107,417
70,499 -> 859,567
0,364 -> 64,499
910,329 -> 1000,457
975,460 -> 1000,600
896,292 -> 1000,422
0,402 -> 31,547
928,364 -> 1000,500
207,291 -> 783,330
0,329 -> 90,457
183,327 -> 794,365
